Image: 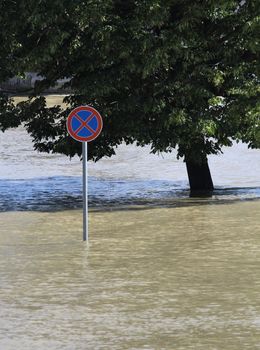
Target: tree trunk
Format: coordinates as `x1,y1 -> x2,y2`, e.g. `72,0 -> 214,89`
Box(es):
186,158 -> 214,196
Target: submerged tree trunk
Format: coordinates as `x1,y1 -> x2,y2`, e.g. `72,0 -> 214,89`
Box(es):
185,158 -> 214,196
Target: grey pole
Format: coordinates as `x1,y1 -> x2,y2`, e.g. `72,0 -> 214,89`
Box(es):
83,142 -> 88,242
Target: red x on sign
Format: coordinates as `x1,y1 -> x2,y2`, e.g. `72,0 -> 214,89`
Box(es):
67,106 -> 103,142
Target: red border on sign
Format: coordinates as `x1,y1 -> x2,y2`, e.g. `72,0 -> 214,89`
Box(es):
67,105 -> 103,142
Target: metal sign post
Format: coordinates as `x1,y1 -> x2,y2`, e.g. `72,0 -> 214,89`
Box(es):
67,106 -> 103,242
82,142 -> 88,241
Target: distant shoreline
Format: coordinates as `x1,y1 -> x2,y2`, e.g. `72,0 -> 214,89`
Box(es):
0,72 -> 71,94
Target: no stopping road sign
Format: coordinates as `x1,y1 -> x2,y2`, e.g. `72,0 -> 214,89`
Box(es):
66,105 -> 103,242
67,105 -> 103,142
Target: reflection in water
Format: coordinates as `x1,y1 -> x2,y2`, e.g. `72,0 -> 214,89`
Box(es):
0,176 -> 188,212
1,176 -> 260,212
0,201 -> 260,349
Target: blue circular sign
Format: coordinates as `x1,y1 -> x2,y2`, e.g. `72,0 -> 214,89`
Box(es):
67,106 -> 103,142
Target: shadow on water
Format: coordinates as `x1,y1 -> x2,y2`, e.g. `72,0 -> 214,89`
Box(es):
0,176 -> 260,212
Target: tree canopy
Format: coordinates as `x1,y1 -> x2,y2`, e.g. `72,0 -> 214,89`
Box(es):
0,0 -> 259,189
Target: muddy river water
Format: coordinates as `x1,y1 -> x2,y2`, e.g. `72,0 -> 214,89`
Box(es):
0,96 -> 260,349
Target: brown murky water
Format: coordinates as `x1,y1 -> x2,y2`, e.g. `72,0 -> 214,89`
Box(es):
0,201 -> 260,349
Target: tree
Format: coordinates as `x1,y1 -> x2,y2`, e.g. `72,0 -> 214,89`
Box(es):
0,0 -> 259,194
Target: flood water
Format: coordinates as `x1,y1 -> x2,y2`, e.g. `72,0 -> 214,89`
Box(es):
0,95 -> 260,349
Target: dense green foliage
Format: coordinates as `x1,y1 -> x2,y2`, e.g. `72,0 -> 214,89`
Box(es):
0,0 -> 259,164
